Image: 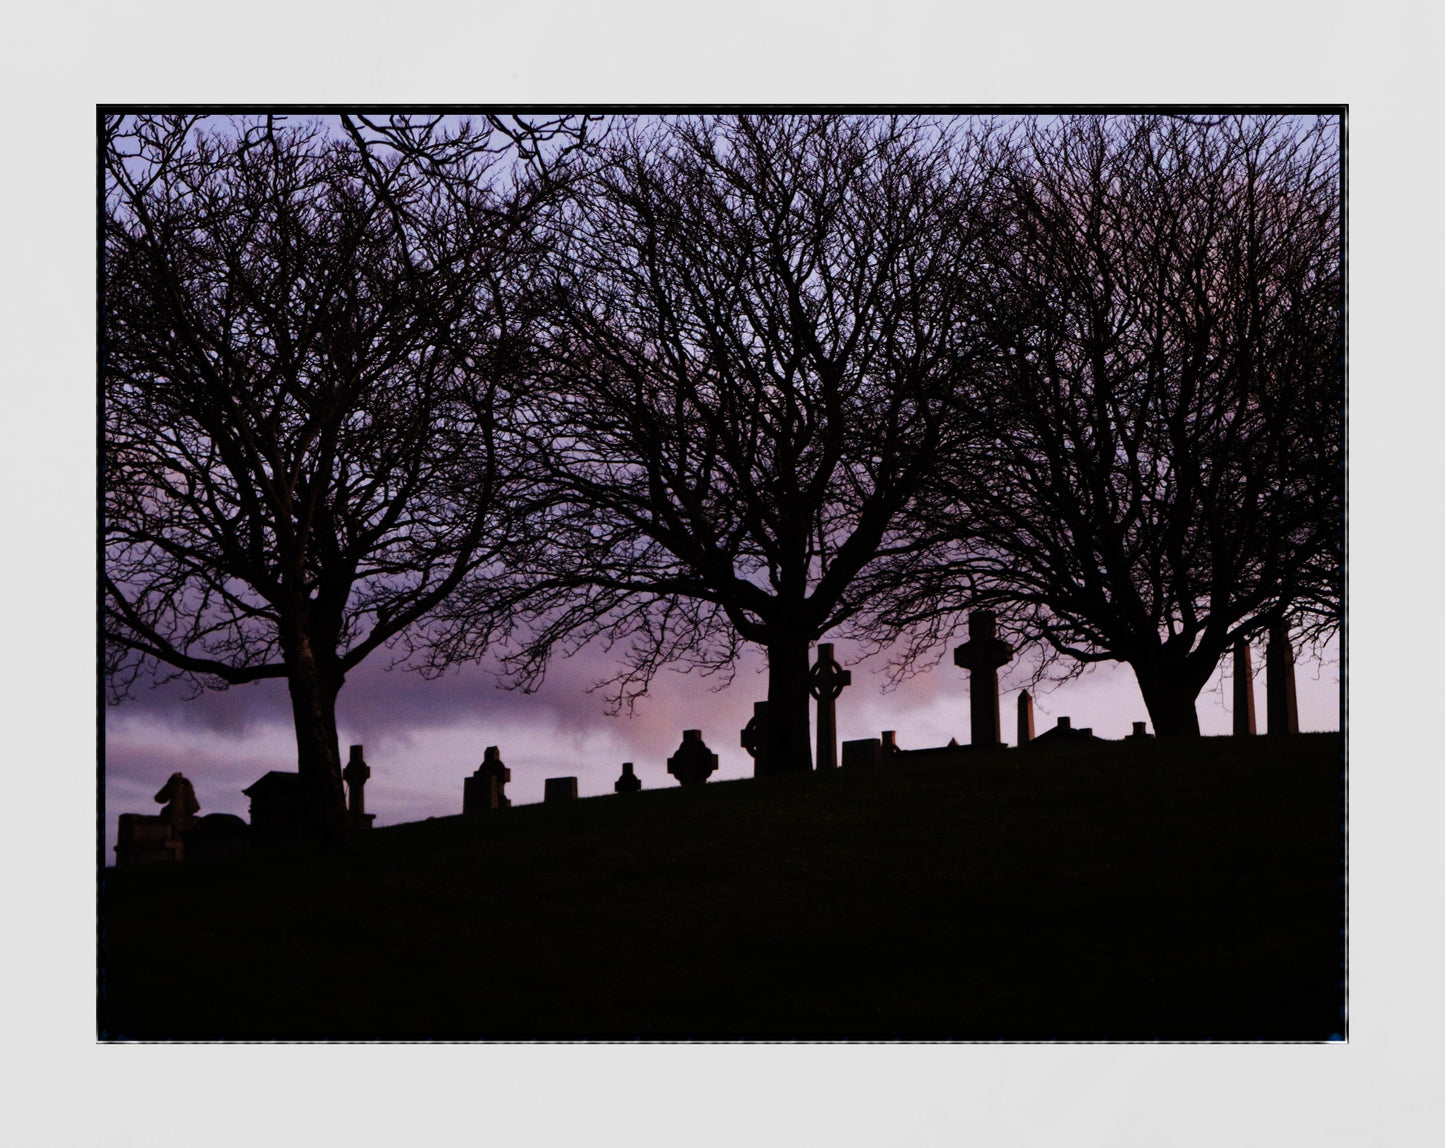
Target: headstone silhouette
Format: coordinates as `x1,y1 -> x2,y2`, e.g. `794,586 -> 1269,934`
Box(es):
614,762 -> 641,794
952,610 -> 1013,746
1232,640 -> 1257,736
1017,690 -> 1035,746
343,745 -> 375,829
667,730 -> 719,787
464,746 -> 511,813
740,701 -> 769,776
841,738 -> 881,768
1266,620 -> 1299,735
808,643 -> 851,771
544,777 -> 579,802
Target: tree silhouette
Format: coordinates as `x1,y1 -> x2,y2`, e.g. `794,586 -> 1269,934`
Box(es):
433,115 -> 1010,772
881,115 -> 1342,735
103,115 -> 568,836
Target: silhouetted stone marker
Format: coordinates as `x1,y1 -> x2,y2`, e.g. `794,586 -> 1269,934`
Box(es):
1017,690 -> 1035,746
953,610 -> 1013,746
740,701 -> 769,775
242,771 -> 304,847
1232,640 -> 1257,736
1266,620 -> 1299,735
343,745 -> 376,829
615,762 -> 641,794
544,777 -> 579,803
464,746 -> 512,813
667,729 -> 719,787
841,738 -> 881,768
115,772 -> 199,866
882,731 -> 899,757
808,643 -> 852,771
1129,721 -> 1150,738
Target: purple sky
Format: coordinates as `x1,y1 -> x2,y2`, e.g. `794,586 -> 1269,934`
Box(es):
103,629 -> 1340,857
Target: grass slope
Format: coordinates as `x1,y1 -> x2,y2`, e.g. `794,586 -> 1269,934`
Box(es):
100,733 -> 1344,1040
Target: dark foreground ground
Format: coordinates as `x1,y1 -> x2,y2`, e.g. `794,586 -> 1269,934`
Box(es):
100,733 -> 1344,1041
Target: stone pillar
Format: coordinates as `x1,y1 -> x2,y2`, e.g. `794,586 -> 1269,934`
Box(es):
952,610 -> 1014,747
1232,640 -> 1257,736
808,643 -> 852,771
1266,620 -> 1299,735
881,731 -> 898,757
1017,690 -> 1035,746
740,701 -> 769,776
343,745 -> 375,829
667,730 -> 719,787
615,762 -> 641,794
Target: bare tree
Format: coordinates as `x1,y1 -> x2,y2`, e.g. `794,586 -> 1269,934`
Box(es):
882,114 -> 1342,735
103,114 -> 563,837
431,115 -> 1009,772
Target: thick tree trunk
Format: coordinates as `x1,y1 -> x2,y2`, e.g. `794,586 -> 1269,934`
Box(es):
282,626 -> 353,842
760,631 -> 813,775
1131,658 -> 1208,738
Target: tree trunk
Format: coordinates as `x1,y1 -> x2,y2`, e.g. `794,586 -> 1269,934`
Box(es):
1131,659 -> 1206,738
760,631 -> 813,775
282,626 -> 353,842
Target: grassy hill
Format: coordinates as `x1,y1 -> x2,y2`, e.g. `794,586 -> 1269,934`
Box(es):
99,732 -> 1344,1041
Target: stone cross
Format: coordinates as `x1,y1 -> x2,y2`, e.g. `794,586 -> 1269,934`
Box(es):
343,745 -> 375,829
740,701 -> 769,776
1232,639 -> 1257,736
808,643 -> 852,771
1266,620 -> 1299,735
952,610 -> 1014,746
1017,690 -> 1035,746
615,762 -> 641,794
667,730 -> 719,787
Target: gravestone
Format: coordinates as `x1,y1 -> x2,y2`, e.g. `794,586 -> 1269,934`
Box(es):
1017,690 -> 1035,746
615,762 -> 642,794
841,738 -> 881,768
881,731 -> 899,757
114,772 -> 199,866
667,729 -> 719,787
343,745 -> 376,829
740,701 -> 769,776
808,643 -> 852,771
1266,620 -> 1299,735
464,746 -> 512,813
952,610 -> 1013,747
241,771 -> 304,847
1232,640 -> 1257,736
1129,721 -> 1150,738
544,777 -> 579,803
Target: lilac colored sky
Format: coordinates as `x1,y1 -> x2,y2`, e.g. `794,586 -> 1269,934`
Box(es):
100,111 -> 1344,857
104,629 -> 1340,855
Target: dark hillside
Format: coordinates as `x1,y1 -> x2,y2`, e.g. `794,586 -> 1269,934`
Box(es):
100,733 -> 1344,1040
